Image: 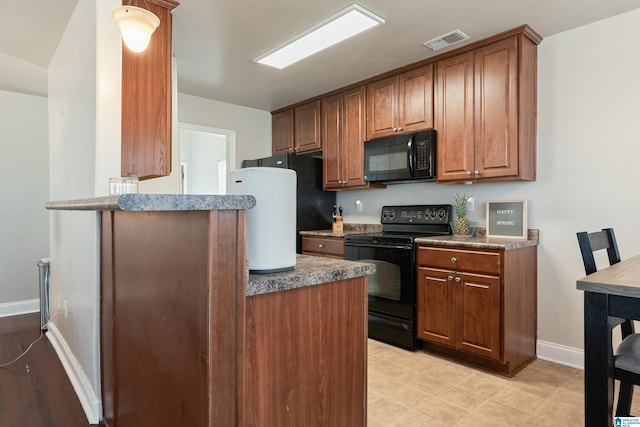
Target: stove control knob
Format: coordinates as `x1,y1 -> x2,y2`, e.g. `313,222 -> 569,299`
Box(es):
438,209 -> 446,220
389,210 -> 396,220
382,209 -> 389,220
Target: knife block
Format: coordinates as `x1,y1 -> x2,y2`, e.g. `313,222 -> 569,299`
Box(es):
332,215 -> 343,233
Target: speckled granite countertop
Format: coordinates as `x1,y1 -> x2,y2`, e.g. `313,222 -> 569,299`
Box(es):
415,229 -> 539,250
247,254 -> 376,296
45,194 -> 256,211
299,223 -> 383,238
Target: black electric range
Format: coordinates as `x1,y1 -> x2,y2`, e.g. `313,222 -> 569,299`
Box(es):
344,205 -> 452,350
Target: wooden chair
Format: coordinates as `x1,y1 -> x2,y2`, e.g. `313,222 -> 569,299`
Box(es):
577,228 -> 640,416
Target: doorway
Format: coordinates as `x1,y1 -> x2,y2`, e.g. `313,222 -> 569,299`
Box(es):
178,123 -> 236,195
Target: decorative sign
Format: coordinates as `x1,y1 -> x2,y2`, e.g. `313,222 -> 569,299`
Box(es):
486,200 -> 528,239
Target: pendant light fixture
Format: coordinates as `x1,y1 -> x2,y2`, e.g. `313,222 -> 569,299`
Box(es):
112,1 -> 160,53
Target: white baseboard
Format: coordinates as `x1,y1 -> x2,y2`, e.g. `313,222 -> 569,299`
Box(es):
46,322 -> 102,424
0,299 -> 40,318
537,339 -> 584,370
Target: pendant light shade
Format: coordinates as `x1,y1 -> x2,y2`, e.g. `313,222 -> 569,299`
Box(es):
112,5 -> 160,53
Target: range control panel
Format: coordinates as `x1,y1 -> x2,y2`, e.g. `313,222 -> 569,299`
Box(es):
381,205 -> 452,225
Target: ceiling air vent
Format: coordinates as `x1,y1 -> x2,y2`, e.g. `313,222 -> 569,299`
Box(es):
422,30 -> 470,51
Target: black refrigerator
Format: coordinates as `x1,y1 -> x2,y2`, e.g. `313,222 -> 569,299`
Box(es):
241,153 -> 336,253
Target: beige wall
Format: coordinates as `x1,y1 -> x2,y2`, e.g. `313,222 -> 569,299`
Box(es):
0,90 -> 49,312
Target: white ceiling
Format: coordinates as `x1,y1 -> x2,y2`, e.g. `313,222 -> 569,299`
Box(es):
2,0 -> 639,111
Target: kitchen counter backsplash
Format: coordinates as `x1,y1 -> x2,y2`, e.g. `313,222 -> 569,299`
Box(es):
299,223 -> 383,238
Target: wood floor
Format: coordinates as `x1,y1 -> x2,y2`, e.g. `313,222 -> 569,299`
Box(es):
0,313 -> 100,427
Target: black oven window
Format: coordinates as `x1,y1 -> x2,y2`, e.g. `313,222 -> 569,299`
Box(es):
364,259 -> 402,301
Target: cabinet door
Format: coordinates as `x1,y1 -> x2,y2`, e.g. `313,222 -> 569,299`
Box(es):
295,100 -> 322,153
366,76 -> 398,139
474,37 -> 519,180
121,1 -> 177,179
342,86 -> 367,188
322,93 -> 343,189
417,267 -> 456,347
455,272 -> 501,360
435,51 -> 475,182
398,65 -> 434,133
272,109 -> 294,154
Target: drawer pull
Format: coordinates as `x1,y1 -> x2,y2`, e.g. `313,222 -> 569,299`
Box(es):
448,275 -> 454,281
451,257 -> 457,263
318,244 -> 324,248
455,277 -> 461,283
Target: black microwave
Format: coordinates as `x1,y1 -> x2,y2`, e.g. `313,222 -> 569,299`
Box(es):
363,129 -> 436,183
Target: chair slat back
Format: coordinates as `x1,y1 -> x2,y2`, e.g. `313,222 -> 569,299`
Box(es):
576,228 -> 621,275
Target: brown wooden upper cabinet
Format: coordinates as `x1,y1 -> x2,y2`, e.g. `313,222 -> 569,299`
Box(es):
121,0 -> 179,179
435,31 -> 540,182
271,26 -> 540,186
322,86 -> 371,190
272,100 -> 322,155
366,65 -> 434,140
272,109 -> 294,154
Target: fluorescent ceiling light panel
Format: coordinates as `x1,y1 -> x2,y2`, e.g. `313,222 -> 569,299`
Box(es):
254,3 -> 385,69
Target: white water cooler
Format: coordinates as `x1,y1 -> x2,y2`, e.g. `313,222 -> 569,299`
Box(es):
228,167 -> 296,273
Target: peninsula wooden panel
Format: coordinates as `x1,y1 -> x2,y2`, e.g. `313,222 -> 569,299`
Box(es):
243,278 -> 367,426
121,0 -> 178,179
100,209 -> 245,427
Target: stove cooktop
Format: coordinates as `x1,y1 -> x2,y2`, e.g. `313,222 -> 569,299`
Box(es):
345,204 -> 453,244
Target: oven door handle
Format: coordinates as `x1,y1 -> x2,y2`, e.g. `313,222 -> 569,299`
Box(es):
345,242 -> 413,250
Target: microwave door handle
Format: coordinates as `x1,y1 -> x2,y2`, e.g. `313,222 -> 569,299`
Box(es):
407,137 -> 415,177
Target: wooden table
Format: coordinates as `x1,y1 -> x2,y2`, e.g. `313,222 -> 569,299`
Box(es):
577,255 -> 640,427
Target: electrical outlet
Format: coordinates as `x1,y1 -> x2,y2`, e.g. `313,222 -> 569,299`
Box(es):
64,300 -> 68,318
468,197 -> 475,212
356,200 -> 363,212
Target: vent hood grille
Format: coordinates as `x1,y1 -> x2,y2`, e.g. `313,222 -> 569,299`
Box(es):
422,30 -> 470,51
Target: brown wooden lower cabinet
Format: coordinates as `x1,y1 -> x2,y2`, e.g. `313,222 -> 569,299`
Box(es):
416,244 -> 537,376
100,210 -> 366,426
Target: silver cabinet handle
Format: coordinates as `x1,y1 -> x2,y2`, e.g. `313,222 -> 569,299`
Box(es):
397,127 -> 403,132
448,275 -> 454,281
474,170 -> 480,175
451,257 -> 457,263
455,277 -> 461,283
466,171 -> 472,175
318,244 -> 324,248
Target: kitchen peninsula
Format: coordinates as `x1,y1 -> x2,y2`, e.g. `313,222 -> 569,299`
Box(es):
45,194 -> 375,427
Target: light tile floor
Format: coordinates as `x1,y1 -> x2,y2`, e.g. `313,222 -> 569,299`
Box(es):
367,339 -> 640,426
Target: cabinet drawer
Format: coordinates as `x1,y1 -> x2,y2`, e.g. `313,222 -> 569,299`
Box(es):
417,246 -> 500,275
302,236 -> 344,259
